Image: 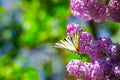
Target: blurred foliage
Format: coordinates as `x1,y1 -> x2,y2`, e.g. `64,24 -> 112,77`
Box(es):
20,0 -> 71,47
0,0 -> 71,80
0,0 -> 120,80
105,21 -> 120,43
0,54 -> 39,80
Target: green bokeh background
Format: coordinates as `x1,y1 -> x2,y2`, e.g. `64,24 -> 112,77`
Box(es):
0,0 -> 120,80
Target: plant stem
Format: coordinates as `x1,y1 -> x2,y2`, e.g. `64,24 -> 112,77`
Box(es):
89,20 -> 97,39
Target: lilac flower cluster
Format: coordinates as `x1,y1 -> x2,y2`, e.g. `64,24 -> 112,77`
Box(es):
66,23 -> 120,80
66,23 -> 83,35
66,60 -> 106,80
70,0 -> 120,22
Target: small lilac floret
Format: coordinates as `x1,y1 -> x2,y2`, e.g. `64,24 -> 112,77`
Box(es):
106,43 -> 120,63
96,36 -> 112,53
114,66 -> 120,79
66,23 -> 83,35
109,0 -> 120,22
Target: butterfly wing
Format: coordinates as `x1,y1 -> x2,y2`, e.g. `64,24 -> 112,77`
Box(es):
71,31 -> 80,51
53,31 -> 80,53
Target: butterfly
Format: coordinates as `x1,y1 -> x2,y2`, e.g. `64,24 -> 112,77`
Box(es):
53,31 -> 81,54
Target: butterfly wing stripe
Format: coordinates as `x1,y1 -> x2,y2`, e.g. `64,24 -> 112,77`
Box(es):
64,37 -> 75,48
54,43 -> 67,49
53,37 -> 77,52
77,31 -> 80,51
54,42 -> 76,52
69,36 -> 77,51
71,33 -> 76,45
65,37 -> 77,49
70,31 -> 79,51
59,37 -> 76,51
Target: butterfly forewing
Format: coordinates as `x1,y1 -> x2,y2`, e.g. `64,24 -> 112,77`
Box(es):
53,36 -> 77,52
53,31 -> 80,53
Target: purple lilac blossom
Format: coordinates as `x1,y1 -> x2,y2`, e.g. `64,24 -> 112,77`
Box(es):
109,0 -> 120,9
66,23 -> 83,35
87,3 -> 112,22
113,65 -> 120,79
70,0 -> 120,22
109,0 -> 120,22
64,23 -> 120,79
70,0 -> 112,22
66,23 -> 112,59
106,43 -> 120,63
79,32 -> 94,53
66,24 -> 102,58
101,58 -> 114,77
79,32 -> 103,59
66,60 -> 106,80
96,36 -> 112,53
70,0 -> 92,21
105,59 -> 120,79
66,60 -> 85,79
78,32 -> 112,59
66,59 -> 120,79
66,23 -> 120,80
